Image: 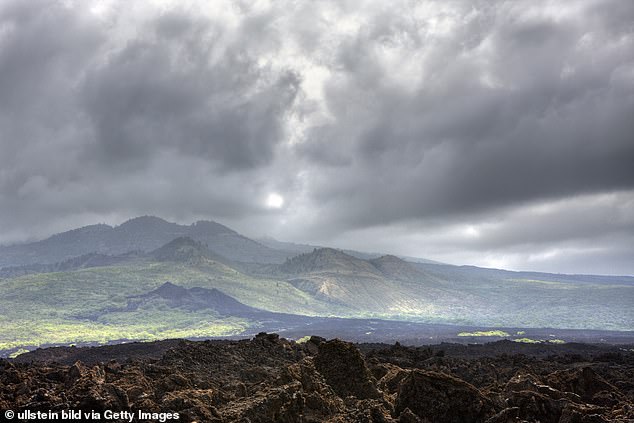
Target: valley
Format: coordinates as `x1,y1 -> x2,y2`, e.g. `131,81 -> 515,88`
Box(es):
1,217 -> 632,358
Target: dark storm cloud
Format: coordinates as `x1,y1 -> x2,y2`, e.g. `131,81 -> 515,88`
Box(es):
0,0 -> 301,242
0,1 -> 103,223
82,12 -> 300,170
0,0 -> 632,274
298,1 -> 634,230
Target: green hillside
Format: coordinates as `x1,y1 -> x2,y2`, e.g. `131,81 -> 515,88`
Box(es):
0,257 -> 349,353
273,249 -> 634,329
2,244 -> 633,356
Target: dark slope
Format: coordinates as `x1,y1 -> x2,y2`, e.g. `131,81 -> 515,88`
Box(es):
103,282 -> 330,331
0,216 -> 291,267
150,236 -> 228,264
129,282 -> 263,316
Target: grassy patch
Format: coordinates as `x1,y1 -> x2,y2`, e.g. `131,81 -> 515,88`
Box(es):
8,348 -> 29,359
457,330 -> 510,337
513,338 -> 542,344
512,338 -> 566,344
0,314 -> 250,352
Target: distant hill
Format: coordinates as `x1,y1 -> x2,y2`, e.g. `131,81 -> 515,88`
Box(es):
0,216 -> 442,270
274,248 -> 458,313
369,255 -> 427,282
257,236 -> 441,264
1,232 -> 633,356
280,248 -> 382,276
1,217 -> 633,357
255,236 -> 317,255
0,216 -> 291,267
129,282 -> 262,316
150,237 -> 227,265
0,252 -> 141,278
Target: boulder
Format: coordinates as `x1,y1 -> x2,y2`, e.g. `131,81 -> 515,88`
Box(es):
395,369 -> 494,423
314,339 -> 381,400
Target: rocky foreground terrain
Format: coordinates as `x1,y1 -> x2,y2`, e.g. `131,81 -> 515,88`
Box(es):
1,335 -> 633,422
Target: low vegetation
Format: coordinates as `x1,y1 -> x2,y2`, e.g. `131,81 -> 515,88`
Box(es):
513,338 -> 567,344
457,330 -> 511,337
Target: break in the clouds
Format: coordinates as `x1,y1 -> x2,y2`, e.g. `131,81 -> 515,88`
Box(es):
0,0 -> 633,275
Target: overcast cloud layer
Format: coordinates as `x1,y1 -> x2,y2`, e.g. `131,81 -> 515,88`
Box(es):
1,0 -> 633,275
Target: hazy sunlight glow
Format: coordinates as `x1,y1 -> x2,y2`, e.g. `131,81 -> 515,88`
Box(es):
266,193 -> 284,209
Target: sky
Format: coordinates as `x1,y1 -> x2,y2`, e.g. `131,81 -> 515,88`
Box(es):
0,0 -> 633,275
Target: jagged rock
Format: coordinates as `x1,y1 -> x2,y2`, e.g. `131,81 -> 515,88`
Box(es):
504,390 -> 563,423
314,339 -> 381,400
398,407 -> 423,423
255,332 -> 281,343
546,367 -> 622,405
15,381 -> 30,396
378,365 -> 410,395
484,407 -> 520,423
559,403 -> 607,423
395,369 -> 494,423
161,389 -> 221,422
156,373 -> 191,394
285,358 -> 344,421
505,372 -> 582,403
65,362 -> 130,411
345,398 -> 397,422
2,336 -> 632,422
303,336 -> 326,355
220,381 -> 305,422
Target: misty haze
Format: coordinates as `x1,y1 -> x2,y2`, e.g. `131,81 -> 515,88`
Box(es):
1,1 -> 633,422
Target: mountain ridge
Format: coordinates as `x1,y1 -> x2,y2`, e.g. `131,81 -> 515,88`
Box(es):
257,236 -> 444,264
0,216 -> 291,267
369,255 -> 427,282
1,220 -> 633,356
150,236 -> 228,265
279,247 -> 383,276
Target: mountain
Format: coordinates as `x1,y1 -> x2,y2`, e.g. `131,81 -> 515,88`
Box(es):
150,236 -> 227,264
258,236 -> 399,261
411,262 -> 634,288
256,236 -> 317,255
280,248 -> 383,276
0,224 -> 112,269
129,282 -> 263,316
274,248 -> 461,314
193,224 -> 291,264
0,252 -> 141,278
0,216 -> 291,267
369,255 -> 429,282
1,220 -> 633,356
